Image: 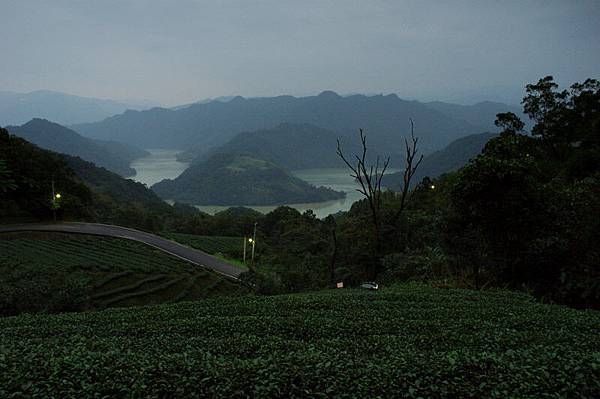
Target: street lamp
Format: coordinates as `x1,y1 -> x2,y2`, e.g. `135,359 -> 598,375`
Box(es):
242,223 -> 259,265
243,237 -> 255,263
430,184 -> 436,190
50,175 -> 62,222
251,222 -> 257,261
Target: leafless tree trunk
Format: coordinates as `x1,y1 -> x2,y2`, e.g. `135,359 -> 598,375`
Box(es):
337,129 -> 390,276
394,118 -> 423,224
330,227 -> 337,284
336,119 -> 423,278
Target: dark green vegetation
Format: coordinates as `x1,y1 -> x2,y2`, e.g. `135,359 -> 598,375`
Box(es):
0,127 -> 190,230
235,77 -> 600,309
0,232 -> 243,316
164,232 -> 247,269
183,122 -> 367,168
383,132 -> 498,190
1,76 -> 597,311
0,285 -> 598,397
7,118 -> 147,176
73,91 -> 488,156
152,153 -> 345,205
163,232 -> 243,259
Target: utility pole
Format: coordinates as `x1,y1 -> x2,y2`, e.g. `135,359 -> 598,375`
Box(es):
51,176 -> 56,222
251,222 -> 257,261
243,235 -> 247,263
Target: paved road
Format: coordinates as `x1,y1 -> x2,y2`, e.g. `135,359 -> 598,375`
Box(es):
0,222 -> 245,279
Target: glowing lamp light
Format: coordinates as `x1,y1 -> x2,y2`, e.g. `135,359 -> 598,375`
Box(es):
55,193 -> 61,199
248,238 -> 254,243
430,185 -> 436,190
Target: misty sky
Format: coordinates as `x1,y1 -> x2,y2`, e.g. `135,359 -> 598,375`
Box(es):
2,0 -> 599,106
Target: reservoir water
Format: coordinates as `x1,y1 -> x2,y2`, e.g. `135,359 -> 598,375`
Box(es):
131,149 -> 399,219
130,149 -> 189,186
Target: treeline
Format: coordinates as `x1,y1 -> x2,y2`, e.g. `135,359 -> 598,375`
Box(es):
1,76 -> 597,309
234,76 -> 599,309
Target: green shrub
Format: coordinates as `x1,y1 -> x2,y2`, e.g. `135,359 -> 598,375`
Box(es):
381,247 -> 451,283
0,285 -> 598,397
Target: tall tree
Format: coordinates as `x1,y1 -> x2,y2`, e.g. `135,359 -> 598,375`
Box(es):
337,120 -> 422,277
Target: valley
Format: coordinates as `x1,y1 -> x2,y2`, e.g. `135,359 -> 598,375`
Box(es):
1,3 -> 598,394
130,149 -> 399,218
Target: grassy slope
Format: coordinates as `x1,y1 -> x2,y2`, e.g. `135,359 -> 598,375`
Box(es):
1,285 -> 598,398
0,232 -> 244,310
163,232 -> 247,269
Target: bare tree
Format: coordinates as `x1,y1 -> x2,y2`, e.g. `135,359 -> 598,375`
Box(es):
336,119 -> 423,277
337,128 -> 390,273
394,118 -> 423,223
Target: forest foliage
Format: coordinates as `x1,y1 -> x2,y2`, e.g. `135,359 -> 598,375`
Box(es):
1,76 -> 598,309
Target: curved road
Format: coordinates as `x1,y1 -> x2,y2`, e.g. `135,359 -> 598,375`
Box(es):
0,222 -> 245,279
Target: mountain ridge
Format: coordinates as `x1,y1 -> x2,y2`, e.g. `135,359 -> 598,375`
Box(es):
382,132 -> 498,190
72,91 -> 488,156
152,153 -> 345,206
7,119 -> 148,177
0,90 -> 159,126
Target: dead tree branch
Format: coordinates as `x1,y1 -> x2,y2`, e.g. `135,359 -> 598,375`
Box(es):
394,118 -> 423,222
337,129 -> 390,275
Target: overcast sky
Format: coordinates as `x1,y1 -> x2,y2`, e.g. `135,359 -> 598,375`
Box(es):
2,0 -> 599,106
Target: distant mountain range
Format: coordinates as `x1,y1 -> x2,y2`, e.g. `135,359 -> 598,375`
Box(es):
152,153 -> 345,206
382,132 -> 498,190
425,101 -> 527,132
181,122 -> 374,169
0,90 -> 159,126
7,119 -> 148,177
72,91 -> 517,157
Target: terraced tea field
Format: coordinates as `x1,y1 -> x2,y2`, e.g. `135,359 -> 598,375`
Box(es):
0,232 -> 244,312
163,232 -> 243,257
0,285 -> 598,397
163,232 -> 247,268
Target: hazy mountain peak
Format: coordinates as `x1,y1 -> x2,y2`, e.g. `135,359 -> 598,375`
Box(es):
0,90 -> 159,126
7,118 -> 147,177
317,90 -> 340,98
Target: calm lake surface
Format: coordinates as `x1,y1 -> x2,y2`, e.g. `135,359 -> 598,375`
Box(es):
131,149 -> 398,218
130,149 -> 189,186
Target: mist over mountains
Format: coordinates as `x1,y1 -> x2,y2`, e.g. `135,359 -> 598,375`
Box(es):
0,90 -> 159,126
72,91 -> 515,158
7,119 -> 147,177
181,122 -> 370,169
382,132 -> 498,190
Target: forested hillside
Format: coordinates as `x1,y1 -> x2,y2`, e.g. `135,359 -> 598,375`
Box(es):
0,128 -> 171,228
7,119 -> 147,176
185,122 -> 371,168
383,132 -> 498,189
152,153 -> 345,205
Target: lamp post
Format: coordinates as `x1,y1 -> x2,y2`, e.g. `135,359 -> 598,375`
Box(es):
251,222 -> 257,261
243,236 -> 247,263
243,236 -> 255,264
51,177 -> 61,222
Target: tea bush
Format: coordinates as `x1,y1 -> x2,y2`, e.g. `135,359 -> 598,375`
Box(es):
1,285 -> 598,398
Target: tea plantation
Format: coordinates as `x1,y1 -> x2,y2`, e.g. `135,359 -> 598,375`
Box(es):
163,232 -> 243,257
0,232 -> 244,314
1,285 -> 598,398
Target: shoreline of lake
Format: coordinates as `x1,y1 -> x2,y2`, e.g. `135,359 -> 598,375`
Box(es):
130,149 -> 398,218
